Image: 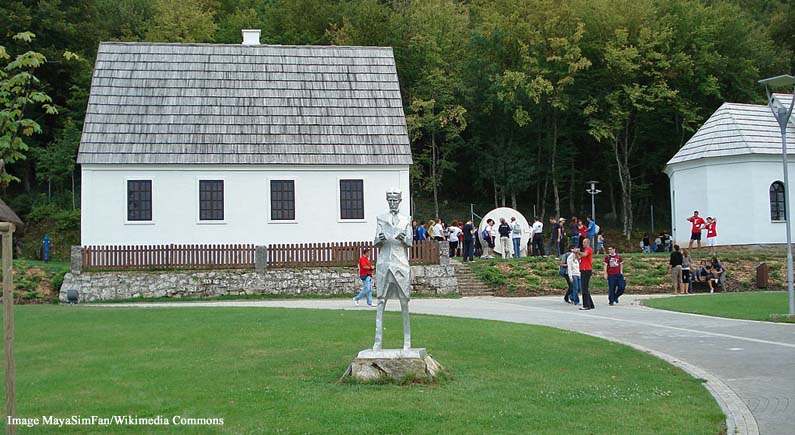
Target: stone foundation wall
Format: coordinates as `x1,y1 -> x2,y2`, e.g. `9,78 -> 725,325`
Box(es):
61,265 -> 458,302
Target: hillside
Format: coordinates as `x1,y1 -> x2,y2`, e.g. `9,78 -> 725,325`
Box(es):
468,252 -> 787,297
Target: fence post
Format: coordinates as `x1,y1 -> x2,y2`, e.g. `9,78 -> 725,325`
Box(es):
439,241 -> 450,265
255,245 -> 268,272
70,246 -> 82,274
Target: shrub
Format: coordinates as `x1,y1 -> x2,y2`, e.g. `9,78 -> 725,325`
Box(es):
51,271 -> 66,293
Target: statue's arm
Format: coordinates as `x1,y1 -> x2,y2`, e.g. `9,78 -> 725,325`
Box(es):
374,219 -> 386,246
402,219 -> 413,247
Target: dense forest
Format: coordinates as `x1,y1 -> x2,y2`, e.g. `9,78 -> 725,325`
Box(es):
1,0 -> 794,245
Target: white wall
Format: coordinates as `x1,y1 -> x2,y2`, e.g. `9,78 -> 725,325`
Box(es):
81,164 -> 410,245
668,156 -> 795,246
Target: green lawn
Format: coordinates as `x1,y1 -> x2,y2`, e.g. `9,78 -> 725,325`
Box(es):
643,291 -> 795,323
0,306 -> 723,434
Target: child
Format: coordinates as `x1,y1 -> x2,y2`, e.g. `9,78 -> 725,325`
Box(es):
596,231 -> 605,254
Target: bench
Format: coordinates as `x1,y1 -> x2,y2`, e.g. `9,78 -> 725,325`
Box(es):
689,269 -> 728,293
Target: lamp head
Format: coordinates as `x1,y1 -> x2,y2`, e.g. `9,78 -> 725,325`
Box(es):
758,75 -> 795,88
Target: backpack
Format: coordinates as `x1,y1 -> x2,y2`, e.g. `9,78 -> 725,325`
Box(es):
481,228 -> 490,240
512,222 -> 521,234
594,224 -> 601,234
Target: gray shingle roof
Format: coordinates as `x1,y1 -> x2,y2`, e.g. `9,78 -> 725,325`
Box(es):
0,199 -> 22,226
77,42 -> 412,166
667,95 -> 795,166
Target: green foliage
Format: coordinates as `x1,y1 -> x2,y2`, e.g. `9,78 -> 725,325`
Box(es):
144,0 -> 218,42
0,0 -> 792,231
51,270 -> 66,292
19,203 -> 80,260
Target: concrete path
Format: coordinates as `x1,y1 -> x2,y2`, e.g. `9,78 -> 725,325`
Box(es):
97,295 -> 795,435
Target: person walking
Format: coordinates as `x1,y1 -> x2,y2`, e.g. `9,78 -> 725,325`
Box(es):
570,217 -> 580,249
564,246 -> 580,305
595,230 -> 605,254
668,244 -> 685,294
603,246 -> 625,306
577,219 -> 588,250
447,221 -> 462,258
705,217 -> 718,256
556,217 -> 567,256
682,248 -> 693,293
586,216 -> 597,248
510,216 -> 523,258
578,238 -> 595,310
353,247 -> 375,306
547,217 -> 558,256
416,221 -> 427,241
531,216 -> 545,256
497,217 -> 512,259
642,233 -> 651,254
481,218 -> 496,259
432,219 -> 445,241
462,220 -> 475,262
687,211 -> 705,254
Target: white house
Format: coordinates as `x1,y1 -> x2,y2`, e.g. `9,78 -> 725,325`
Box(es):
664,94 -> 795,246
78,30 -> 412,246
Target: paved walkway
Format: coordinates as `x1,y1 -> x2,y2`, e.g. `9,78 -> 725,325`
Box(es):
98,295 -> 795,435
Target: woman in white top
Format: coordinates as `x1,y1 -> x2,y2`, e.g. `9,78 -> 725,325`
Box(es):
566,246 -> 581,305
447,222 -> 462,258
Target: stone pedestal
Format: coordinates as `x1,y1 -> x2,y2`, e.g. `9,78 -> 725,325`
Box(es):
342,348 -> 443,383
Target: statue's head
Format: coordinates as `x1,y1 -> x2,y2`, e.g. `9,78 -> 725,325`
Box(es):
386,188 -> 402,212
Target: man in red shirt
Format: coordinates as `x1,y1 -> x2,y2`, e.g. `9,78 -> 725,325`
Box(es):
577,238 -> 595,310
354,248 -> 375,306
603,246 -> 625,306
687,210 -> 705,254
705,217 -> 718,256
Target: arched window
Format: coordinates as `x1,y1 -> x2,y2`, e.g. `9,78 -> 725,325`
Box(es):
770,181 -> 786,221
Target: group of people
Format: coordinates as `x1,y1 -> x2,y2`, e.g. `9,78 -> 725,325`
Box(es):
668,245 -> 725,294
558,239 -> 627,310
686,210 -> 718,256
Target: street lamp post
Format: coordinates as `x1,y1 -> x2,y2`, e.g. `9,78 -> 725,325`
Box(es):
759,74 -> 795,317
586,181 -> 601,222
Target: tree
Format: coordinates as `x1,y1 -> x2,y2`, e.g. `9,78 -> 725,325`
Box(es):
583,25 -> 680,239
406,99 -> 467,219
0,32 -> 67,186
144,0 -> 218,43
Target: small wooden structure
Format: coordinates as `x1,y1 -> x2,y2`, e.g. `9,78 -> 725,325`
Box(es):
0,198 -> 21,434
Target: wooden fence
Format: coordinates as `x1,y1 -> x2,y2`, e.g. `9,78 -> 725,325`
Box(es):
80,241 -> 441,271
81,244 -> 256,271
267,240 -> 440,268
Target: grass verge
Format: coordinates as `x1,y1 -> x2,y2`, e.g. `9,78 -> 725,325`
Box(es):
642,291 -> 795,323
1,306 -> 724,434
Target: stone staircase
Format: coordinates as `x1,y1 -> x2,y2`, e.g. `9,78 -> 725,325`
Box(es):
453,261 -> 494,296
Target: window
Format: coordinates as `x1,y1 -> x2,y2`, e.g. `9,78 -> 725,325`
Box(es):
270,180 -> 295,220
340,179 -> 364,220
199,180 -> 224,221
770,181 -> 786,221
127,180 -> 152,221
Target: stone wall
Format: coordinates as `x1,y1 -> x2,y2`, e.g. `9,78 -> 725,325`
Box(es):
61,265 -> 458,302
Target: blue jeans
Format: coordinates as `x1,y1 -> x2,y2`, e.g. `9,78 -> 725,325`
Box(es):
643,246 -> 650,254
570,276 -> 581,305
608,274 -> 625,304
572,235 -> 580,249
512,238 -> 521,258
354,275 -> 373,305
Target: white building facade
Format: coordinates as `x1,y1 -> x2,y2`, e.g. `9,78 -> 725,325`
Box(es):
81,165 -> 410,245
78,36 -> 412,246
665,96 -> 795,246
